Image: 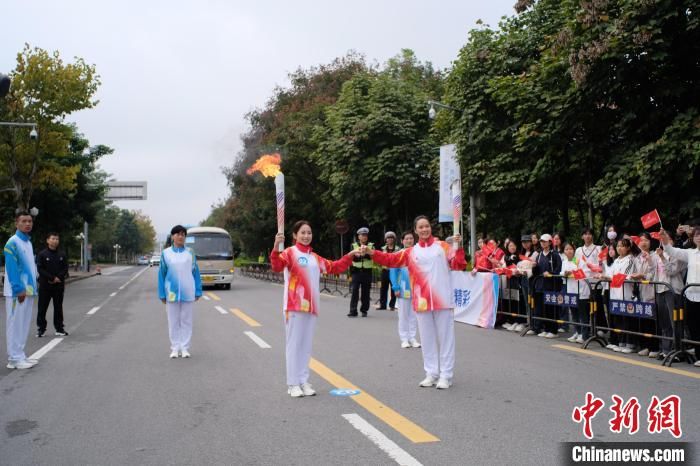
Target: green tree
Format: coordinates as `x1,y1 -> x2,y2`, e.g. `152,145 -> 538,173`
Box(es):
0,44 -> 100,210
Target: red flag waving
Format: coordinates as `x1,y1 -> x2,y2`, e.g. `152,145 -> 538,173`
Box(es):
598,246 -> 608,262
610,273 -> 627,288
630,236 -> 641,246
587,263 -> 603,273
650,231 -> 661,240
641,209 -> 661,229
572,269 -> 586,280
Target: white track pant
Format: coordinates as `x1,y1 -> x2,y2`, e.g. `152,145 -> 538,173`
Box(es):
415,309 -> 455,381
166,302 -> 193,351
5,297 -> 34,363
285,312 -> 316,386
397,298 -> 417,342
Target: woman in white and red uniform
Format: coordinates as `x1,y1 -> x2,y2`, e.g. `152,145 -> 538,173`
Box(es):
270,220 -> 356,398
368,215 -> 466,389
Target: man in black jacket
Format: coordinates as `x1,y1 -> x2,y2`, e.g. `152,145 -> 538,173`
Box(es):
36,233 -> 69,337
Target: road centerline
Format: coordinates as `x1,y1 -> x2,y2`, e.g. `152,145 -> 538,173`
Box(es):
309,358 -> 439,444
230,308 -> 261,327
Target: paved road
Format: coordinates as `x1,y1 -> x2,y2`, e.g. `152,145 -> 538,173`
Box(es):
1,267 -> 698,465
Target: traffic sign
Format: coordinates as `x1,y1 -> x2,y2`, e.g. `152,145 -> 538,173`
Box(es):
335,220 -> 349,235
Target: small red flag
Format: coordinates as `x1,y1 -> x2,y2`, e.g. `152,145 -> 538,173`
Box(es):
572,269 -> 586,280
610,273 -> 627,288
641,209 -> 661,229
587,263 -> 603,273
598,246 -> 608,262
650,231 -> 661,240
493,248 -> 505,261
630,236 -> 641,246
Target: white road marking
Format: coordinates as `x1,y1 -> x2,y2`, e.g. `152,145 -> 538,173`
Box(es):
215,305 -> 228,315
244,331 -> 271,349
202,295 -> 211,301
342,413 -> 422,466
28,338 -> 64,361
87,306 -> 100,315
109,292 -> 117,297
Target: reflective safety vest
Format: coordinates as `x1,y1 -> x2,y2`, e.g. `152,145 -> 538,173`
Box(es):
351,242 -> 374,270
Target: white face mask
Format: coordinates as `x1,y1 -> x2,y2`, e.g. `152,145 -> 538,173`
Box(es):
607,231 -> 617,240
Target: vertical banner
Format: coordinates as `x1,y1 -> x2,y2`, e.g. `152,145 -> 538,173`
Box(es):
439,144 -> 459,223
451,271 -> 498,329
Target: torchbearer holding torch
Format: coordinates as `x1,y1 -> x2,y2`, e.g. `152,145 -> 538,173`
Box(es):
270,221 -> 358,397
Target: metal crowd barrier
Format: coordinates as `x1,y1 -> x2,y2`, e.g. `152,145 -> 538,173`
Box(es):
664,283 -> 700,367
521,275 -> 604,347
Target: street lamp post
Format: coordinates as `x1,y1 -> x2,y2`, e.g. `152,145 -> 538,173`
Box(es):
113,244 -> 121,265
77,233 -> 85,270
427,100 -> 478,257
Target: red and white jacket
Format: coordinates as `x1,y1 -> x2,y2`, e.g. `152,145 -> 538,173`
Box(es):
271,244 -> 354,316
372,236 -> 466,312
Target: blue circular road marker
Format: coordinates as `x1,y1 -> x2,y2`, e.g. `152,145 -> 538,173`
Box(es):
329,388 -> 361,397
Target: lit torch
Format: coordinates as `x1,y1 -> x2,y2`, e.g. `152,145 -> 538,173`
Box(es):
247,153 -> 284,251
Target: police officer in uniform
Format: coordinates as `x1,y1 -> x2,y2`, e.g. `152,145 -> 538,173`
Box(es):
348,227 -> 373,317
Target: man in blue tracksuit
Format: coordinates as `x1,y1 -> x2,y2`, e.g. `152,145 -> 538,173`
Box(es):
3,211 -> 39,370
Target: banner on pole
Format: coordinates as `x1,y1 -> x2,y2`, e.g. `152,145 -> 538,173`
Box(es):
439,144 -> 460,223
451,271 -> 498,328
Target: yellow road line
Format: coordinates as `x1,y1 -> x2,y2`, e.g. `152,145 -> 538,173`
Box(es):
309,358 -> 439,444
230,308 -> 261,327
206,292 -> 221,301
552,344 -> 700,380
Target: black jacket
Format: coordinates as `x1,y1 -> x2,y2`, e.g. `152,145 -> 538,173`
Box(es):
533,249 -> 562,291
36,248 -> 69,287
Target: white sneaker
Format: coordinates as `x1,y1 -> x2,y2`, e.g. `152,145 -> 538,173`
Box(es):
419,376 -> 437,387
567,333 -> 579,342
621,347 -> 633,354
648,351 -> 660,358
575,336 -> 584,344
637,348 -> 650,357
502,323 -> 513,330
288,385 -> 304,397
169,351 -> 179,359
688,348 -> 696,355
525,329 -> 536,335
694,360 -> 700,367
557,328 -> 566,334
435,378 -> 451,389
6,360 -> 34,369
613,345 -> 623,352
514,324 -> 525,332
301,383 -> 316,396
605,344 -> 616,350
401,341 -> 411,349
409,338 -> 421,348
545,332 -> 558,339
537,331 -> 548,337
180,350 -> 191,358
508,324 -> 519,332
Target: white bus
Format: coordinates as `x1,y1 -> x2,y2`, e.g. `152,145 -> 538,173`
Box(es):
186,226 -> 234,289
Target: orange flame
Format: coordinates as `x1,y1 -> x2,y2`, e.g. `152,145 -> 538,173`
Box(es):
247,153 -> 282,177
